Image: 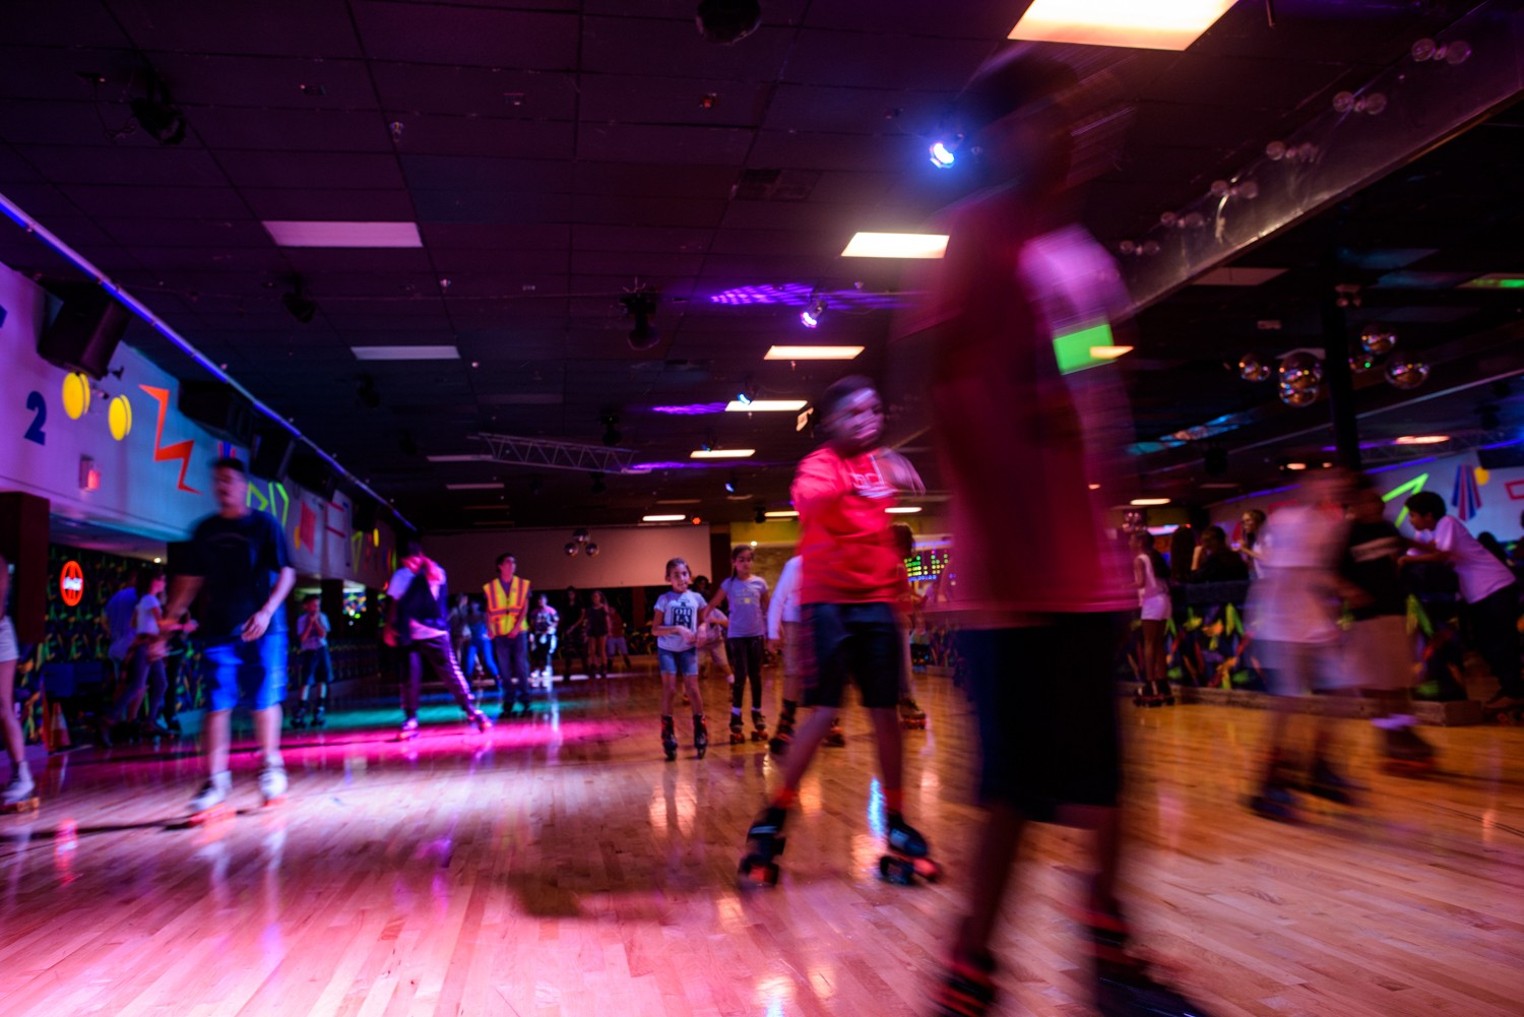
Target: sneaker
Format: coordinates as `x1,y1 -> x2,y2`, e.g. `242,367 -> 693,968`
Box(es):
257,762 -> 288,805
188,771 -> 232,814
2,767 -> 36,808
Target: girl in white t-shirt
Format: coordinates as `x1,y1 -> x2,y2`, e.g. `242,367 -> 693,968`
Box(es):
1129,532 -> 1173,707
651,558 -> 708,761
113,571 -> 175,735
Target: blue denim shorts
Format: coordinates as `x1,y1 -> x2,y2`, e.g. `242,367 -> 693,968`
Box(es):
204,633 -> 288,712
657,647 -> 698,677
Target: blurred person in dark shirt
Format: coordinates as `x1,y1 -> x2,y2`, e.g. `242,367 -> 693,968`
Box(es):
1189,525 -> 1249,583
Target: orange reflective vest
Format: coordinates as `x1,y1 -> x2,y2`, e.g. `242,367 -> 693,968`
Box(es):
483,575 -> 531,638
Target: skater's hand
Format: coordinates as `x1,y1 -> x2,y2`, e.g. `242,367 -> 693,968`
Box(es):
877,450 -> 924,496
241,608 -> 274,641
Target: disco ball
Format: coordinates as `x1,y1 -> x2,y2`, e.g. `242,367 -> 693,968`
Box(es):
1349,351 -> 1378,374
1279,382 -> 1321,408
564,542 -> 579,557
585,542 -> 600,558
1278,351 -> 1324,393
1386,355 -> 1431,391
1238,353 -> 1273,383
1360,328 -> 1397,356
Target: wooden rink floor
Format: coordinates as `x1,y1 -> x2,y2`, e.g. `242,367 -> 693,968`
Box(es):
2,665 -> 1522,1017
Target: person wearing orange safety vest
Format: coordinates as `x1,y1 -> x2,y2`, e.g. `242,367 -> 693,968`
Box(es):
484,552 -> 534,717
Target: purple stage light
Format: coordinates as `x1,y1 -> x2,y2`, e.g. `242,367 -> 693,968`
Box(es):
649,403 -> 729,416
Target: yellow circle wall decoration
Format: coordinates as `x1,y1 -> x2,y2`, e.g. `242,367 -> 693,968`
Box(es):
61,372 -> 91,420
1475,466 -> 1490,486
108,394 -> 133,441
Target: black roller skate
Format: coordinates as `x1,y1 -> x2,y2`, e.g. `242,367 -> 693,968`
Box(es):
1084,907 -> 1218,1016
693,715 -> 709,759
738,804 -> 787,887
879,812 -> 941,885
768,707 -> 796,756
931,949 -> 997,1017
290,703 -> 309,729
1381,724 -> 1436,777
397,717 -> 420,741
1305,757 -> 1362,806
728,714 -> 747,745
750,709 -> 769,743
1156,680 -> 1175,706
898,697 -> 927,730
822,717 -> 846,748
661,716 -> 678,762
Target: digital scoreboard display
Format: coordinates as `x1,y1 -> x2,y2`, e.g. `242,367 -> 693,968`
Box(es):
904,547 -> 950,582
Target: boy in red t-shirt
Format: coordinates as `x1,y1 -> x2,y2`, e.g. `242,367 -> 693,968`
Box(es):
739,376 -> 938,886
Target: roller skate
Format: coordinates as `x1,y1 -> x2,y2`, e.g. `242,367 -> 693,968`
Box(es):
257,761 -> 288,807
1155,679 -> 1175,706
693,715 -> 709,759
931,949 -> 997,1017
290,703 -> 309,729
1,766 -> 39,815
898,697 -> 927,730
311,703 -> 327,729
661,716 -> 678,762
768,707 -> 796,756
1381,723 -> 1436,777
879,811 -> 941,884
822,716 -> 846,748
1085,909 -> 1219,1017
397,717 -> 420,741
738,804 -> 787,887
750,709 -> 769,743
729,713 -> 747,745
469,709 -> 493,734
1305,757 -> 1362,806
187,771 -> 233,824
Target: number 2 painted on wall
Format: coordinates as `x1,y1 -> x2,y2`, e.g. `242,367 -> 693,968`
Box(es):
23,390 -> 46,445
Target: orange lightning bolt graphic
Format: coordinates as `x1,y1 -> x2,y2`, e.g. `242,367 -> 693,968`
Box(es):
139,385 -> 200,494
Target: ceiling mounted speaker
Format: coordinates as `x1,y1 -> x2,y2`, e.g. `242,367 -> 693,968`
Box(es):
696,0 -> 761,44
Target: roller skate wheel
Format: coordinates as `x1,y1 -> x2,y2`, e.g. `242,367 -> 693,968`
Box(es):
751,730 -> 767,742
739,855 -> 780,887
879,855 -> 915,885
188,803 -> 233,826
1,797 -> 41,815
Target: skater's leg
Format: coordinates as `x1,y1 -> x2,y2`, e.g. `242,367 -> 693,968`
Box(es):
402,650 -> 422,720
951,800 -> 1027,958
776,706 -> 836,791
745,637 -> 764,711
867,706 -> 903,800
253,705 -> 283,767
491,636 -> 513,701
0,657 -> 25,776
145,658 -> 169,728
683,673 -> 703,716
659,672 -> 677,715
418,636 -> 479,716
205,708 -> 233,776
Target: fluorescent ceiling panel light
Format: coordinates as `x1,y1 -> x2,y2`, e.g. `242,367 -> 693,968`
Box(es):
263,220 -> 422,248
1089,345 -> 1133,360
690,449 -> 755,459
642,514 -> 688,523
1459,273 -> 1524,289
1194,267 -> 1288,287
1393,435 -> 1449,445
446,482 -> 504,491
885,506 -> 923,514
725,399 -> 807,413
352,345 -> 460,361
426,454 -> 490,463
765,345 -> 864,361
1284,463 -> 1308,471
1130,498 -> 1172,506
1009,0 -> 1235,51
841,232 -> 949,259
763,510 -> 799,518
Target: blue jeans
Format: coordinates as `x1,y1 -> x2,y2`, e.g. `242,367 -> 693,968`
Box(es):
462,632 -> 498,680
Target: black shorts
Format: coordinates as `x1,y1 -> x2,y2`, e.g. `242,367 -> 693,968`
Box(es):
959,614 -> 1125,822
801,602 -> 903,710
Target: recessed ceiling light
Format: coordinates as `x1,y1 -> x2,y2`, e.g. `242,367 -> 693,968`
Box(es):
1284,462 -> 1308,471
725,399 -> 807,413
841,232 -> 949,259
1009,0 -> 1235,51
885,506 -> 923,514
426,454 -> 490,463
352,345 -> 460,361
1130,497 -> 1172,506
445,482 -> 504,491
1088,484 -> 1101,491
690,449 -> 755,459
763,510 -> 799,518
263,220 -> 423,248
765,345 -> 864,361
642,514 -> 687,523
1089,345 -> 1134,360
1393,435 -> 1449,445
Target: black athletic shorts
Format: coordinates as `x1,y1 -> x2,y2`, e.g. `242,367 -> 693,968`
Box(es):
958,613 -> 1125,822
801,602 -> 903,710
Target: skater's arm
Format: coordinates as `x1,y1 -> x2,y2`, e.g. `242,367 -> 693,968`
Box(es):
162,575 -> 203,625
244,566 -> 296,641
703,583 -> 728,620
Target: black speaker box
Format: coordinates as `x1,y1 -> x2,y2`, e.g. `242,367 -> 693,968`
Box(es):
287,447 -> 336,500
178,382 -> 255,446
248,427 -> 295,481
36,284 -> 131,380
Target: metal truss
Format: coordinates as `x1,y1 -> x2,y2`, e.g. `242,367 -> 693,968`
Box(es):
473,433 -> 638,474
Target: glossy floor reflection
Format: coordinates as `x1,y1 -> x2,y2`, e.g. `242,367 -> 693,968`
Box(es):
2,669 -> 1522,1016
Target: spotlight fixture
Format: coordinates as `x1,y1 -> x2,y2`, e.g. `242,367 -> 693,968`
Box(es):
600,413 -> 622,447
282,278 -> 317,324
621,291 -> 660,351
929,137 -> 959,169
725,472 -> 738,495
800,295 -> 827,329
129,69 -> 186,146
695,0 -> 762,44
